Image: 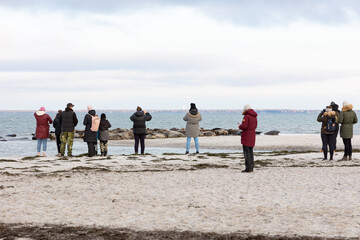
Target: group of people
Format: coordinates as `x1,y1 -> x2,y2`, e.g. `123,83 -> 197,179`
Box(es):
317,101 -> 358,161
35,103 -> 113,157
34,102 -> 258,173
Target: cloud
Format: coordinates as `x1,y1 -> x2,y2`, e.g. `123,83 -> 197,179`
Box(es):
1,1 -> 360,109
1,0 -> 360,25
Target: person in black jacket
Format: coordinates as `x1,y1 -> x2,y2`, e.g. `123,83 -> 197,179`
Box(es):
99,113 -> 111,156
53,110 -> 62,156
130,106 -> 152,154
83,105 -> 99,157
59,103 -> 78,157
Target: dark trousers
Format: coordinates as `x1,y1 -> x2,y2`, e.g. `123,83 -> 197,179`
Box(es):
321,133 -> 335,159
87,142 -> 96,157
55,134 -> 61,153
134,134 -> 146,154
243,145 -> 254,171
342,138 -> 352,157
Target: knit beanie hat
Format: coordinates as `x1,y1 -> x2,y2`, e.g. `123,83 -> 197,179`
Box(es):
39,106 -> 45,111
243,104 -> 251,113
87,105 -> 93,111
190,103 -> 196,110
343,101 -> 350,107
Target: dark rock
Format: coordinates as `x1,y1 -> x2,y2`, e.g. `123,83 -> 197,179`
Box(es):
236,131 -> 242,135
6,134 -> 16,137
170,128 -> 178,131
256,131 -> 262,135
1,139 -> 7,142
212,128 -> 222,131
49,133 -> 55,140
32,136 -> 37,140
227,129 -> 240,135
265,131 -> 280,136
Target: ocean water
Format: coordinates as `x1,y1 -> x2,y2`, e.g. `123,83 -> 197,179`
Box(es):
0,111 -> 358,156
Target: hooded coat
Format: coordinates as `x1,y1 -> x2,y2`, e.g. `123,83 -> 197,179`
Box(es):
34,111 -> 53,139
99,118 -> 111,141
338,104 -> 358,139
83,109 -> 98,142
317,111 -> 338,134
183,109 -> 202,138
60,107 -> 78,132
130,111 -> 152,135
239,109 -> 258,147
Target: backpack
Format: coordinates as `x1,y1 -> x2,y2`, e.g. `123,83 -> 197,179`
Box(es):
89,114 -> 100,132
325,117 -> 336,132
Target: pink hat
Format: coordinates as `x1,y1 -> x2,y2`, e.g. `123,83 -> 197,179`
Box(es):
39,106 -> 45,111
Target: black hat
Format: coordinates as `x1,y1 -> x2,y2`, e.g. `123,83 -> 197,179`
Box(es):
190,103 -> 196,110
67,103 -> 74,108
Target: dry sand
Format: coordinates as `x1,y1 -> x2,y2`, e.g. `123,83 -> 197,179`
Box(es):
1,135 -> 360,239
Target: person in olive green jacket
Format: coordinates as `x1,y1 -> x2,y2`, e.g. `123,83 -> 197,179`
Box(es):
338,101 -> 358,160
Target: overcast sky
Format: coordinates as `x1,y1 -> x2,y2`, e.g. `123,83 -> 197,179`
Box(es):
1,0 -> 360,110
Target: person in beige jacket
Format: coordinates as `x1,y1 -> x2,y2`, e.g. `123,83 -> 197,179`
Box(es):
183,103 -> 202,154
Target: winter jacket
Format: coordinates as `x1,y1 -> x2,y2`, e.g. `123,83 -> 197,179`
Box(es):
338,105 -> 358,139
60,107 -> 78,132
83,110 -> 98,143
130,111 -> 152,135
34,111 -> 53,139
239,109 -> 258,147
99,119 -> 111,141
53,113 -> 62,135
183,110 -> 202,138
317,111 -> 338,134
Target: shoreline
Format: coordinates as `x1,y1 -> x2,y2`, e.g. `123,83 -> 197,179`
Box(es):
108,134 -> 360,151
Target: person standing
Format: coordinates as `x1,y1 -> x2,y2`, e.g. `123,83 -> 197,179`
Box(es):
317,106 -> 338,160
330,101 -> 340,151
99,113 -> 112,156
338,101 -> 358,161
183,103 -> 202,154
34,106 -> 53,156
53,110 -> 62,156
238,104 -> 258,172
59,103 -> 78,157
130,106 -> 152,154
83,105 -> 100,157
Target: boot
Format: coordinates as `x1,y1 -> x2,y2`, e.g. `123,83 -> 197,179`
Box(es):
339,156 -> 348,161
349,156 -> 352,160
104,151 -> 107,156
101,152 -> 104,156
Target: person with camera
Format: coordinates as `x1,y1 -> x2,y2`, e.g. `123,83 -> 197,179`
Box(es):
317,106 -> 338,161
130,106 -> 152,154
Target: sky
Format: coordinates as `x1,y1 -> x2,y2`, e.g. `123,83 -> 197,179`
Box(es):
1,0 -> 360,110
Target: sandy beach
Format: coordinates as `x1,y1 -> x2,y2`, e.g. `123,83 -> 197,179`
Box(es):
1,135 -> 360,239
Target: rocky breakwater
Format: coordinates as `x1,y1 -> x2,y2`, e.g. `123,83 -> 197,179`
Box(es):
49,128 -> 263,140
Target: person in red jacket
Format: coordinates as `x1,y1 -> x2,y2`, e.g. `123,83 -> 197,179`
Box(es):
238,104 -> 258,172
34,106 -> 53,156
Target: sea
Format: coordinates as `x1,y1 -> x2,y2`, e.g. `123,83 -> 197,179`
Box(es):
0,110 -> 358,157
